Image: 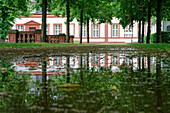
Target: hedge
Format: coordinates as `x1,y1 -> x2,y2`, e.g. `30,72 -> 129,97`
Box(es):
144,31 -> 170,43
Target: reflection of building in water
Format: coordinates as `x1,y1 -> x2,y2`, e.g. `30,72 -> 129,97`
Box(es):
92,53 -> 100,66
13,53 -> 154,81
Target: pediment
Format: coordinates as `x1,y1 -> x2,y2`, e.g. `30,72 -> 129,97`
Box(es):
24,20 -> 41,25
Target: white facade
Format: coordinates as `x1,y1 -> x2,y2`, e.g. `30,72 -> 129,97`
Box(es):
12,14 -> 142,43
151,21 -> 170,34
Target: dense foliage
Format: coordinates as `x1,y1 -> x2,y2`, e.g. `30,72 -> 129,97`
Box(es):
144,31 -> 170,43
0,0 -> 31,41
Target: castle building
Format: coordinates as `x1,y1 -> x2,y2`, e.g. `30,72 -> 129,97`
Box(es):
11,10 -> 148,43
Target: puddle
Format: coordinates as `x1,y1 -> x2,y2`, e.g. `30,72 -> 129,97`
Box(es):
0,48 -> 169,113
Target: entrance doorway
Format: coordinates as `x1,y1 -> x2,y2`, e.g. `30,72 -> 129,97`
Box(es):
29,27 -> 36,31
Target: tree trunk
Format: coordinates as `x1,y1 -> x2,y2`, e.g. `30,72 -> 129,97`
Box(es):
138,19 -> 141,43
66,56 -> 70,83
80,54 -> 83,81
80,9 -> 83,44
138,54 -> 141,71
87,53 -> 89,70
142,18 -> 145,43
156,0 -> 162,43
142,55 -> 145,72
41,0 -> 47,42
147,55 -> 150,77
156,56 -> 163,113
41,57 -> 47,107
147,1 -> 151,44
87,18 -> 89,43
66,0 -> 70,43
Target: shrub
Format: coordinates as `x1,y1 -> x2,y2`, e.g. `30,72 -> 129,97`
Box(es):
144,31 -> 170,43
161,31 -> 170,43
144,35 -> 147,43
150,33 -> 157,43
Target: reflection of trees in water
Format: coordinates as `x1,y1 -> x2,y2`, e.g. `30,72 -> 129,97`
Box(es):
142,54 -> 145,72
1,52 -> 169,112
112,52 -> 119,65
92,53 -> 100,65
66,56 -> 70,83
112,55 -> 169,113
80,54 -> 83,81
147,54 -> 151,79
138,53 -> 141,71
87,52 -> 89,70
41,57 -> 48,109
156,56 -> 163,113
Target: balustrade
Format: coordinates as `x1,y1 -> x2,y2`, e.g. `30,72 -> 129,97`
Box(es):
46,35 -> 59,43
7,30 -> 73,43
18,32 -> 35,43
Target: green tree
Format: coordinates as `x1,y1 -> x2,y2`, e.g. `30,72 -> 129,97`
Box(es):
155,0 -> 170,43
70,0 -> 114,44
41,0 -> 47,42
33,0 -> 54,42
0,0 -> 31,42
113,0 -> 149,43
146,0 -> 152,44
50,0 -> 75,43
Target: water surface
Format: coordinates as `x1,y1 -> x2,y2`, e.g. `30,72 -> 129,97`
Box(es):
0,48 -> 169,113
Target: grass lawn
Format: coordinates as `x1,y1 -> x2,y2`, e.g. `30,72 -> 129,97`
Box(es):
127,43 -> 170,51
0,43 -> 80,48
0,42 -> 169,52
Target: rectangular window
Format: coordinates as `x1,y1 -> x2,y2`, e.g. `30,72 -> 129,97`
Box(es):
93,25 -> 99,37
17,25 -> 23,31
55,25 -> 61,35
46,25 -> 48,35
125,25 -> 132,37
112,25 -> 118,37
82,25 -> 86,37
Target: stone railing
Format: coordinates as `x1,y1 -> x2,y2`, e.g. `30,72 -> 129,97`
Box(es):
7,30 -> 74,43
46,34 -> 66,43
7,30 -> 41,43
18,32 -> 39,43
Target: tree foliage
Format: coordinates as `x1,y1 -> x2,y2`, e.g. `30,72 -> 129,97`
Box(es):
0,0 -> 31,40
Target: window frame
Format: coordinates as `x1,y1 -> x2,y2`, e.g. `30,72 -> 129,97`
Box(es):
53,23 -> 62,35
124,25 -> 133,37
55,25 -> 61,35
91,24 -> 100,38
82,25 -> 86,37
17,25 -> 24,31
112,24 -> 119,37
93,24 -> 99,37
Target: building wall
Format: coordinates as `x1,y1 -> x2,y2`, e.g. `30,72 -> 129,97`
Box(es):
12,14 -> 140,43
151,21 -> 170,34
